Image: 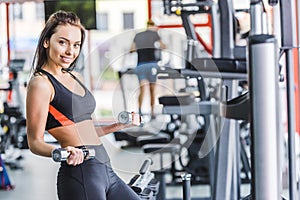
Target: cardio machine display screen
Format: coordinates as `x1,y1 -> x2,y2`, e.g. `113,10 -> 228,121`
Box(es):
44,0 -> 97,30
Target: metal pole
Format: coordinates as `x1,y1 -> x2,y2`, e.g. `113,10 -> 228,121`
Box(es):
297,1 -> 300,199
279,0 -> 298,199
218,0 -> 235,58
248,34 -> 280,200
5,3 -> 10,63
285,48 -> 298,200
181,173 -> 191,200
210,2 -> 220,57
155,170 -> 166,200
212,80 -> 240,200
250,1 -> 264,35
249,2 -> 281,199
147,0 -> 152,20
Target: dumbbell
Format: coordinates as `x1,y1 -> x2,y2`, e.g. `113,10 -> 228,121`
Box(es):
118,111 -> 144,127
52,147 -> 95,162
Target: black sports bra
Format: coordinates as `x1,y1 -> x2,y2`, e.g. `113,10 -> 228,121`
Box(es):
38,69 -> 96,130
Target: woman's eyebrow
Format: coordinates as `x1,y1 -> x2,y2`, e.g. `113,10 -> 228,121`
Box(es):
58,36 -> 81,43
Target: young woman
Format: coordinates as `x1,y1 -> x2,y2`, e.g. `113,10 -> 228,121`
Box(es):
26,10 -> 142,200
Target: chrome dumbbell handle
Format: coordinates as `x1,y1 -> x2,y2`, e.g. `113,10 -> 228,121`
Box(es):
52,147 -> 95,162
118,111 -> 144,127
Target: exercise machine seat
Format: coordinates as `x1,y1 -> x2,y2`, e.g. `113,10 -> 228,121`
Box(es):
137,133 -> 170,146
190,57 -> 247,73
158,93 -> 195,106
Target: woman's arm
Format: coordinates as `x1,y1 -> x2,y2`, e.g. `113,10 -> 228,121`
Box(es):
26,76 -> 56,157
94,122 -> 129,137
94,113 -> 141,137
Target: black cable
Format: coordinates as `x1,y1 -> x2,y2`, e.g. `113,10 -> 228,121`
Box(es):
280,46 -> 300,50
279,46 -> 300,59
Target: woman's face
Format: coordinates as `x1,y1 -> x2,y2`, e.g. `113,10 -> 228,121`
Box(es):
43,24 -> 82,69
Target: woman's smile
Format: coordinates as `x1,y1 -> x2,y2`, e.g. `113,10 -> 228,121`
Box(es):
60,55 -> 74,64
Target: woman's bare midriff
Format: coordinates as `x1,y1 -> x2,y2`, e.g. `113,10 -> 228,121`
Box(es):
48,120 -> 101,148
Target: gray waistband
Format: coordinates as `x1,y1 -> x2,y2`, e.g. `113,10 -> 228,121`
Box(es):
85,144 -> 110,164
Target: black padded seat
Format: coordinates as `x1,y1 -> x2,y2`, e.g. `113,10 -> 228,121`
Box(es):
158,93 -> 195,106
191,57 -> 247,73
113,130 -> 155,148
137,133 -> 170,146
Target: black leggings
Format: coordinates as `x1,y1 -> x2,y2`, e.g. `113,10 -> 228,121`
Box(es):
57,145 -> 141,200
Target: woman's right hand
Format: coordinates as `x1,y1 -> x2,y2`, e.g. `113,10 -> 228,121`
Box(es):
65,146 -> 84,166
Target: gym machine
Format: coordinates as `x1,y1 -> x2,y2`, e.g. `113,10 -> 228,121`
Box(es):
159,0 -> 300,199
159,2 -> 248,199
0,58 -> 28,190
276,0 -> 299,199
246,0 -> 299,199
128,158 -> 193,200
0,59 -> 27,170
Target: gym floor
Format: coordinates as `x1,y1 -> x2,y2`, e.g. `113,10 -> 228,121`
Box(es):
0,129 -> 254,200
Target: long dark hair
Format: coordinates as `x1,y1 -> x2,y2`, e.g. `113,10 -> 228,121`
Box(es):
31,10 -> 86,74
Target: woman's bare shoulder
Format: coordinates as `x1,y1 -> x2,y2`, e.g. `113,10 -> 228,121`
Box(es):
27,74 -> 51,92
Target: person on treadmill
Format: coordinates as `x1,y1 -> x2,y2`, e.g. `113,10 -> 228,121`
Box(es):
130,19 -> 166,119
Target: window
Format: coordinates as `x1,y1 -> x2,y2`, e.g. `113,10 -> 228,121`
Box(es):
35,3 -> 44,20
97,12 -> 108,31
13,4 -> 23,20
123,12 -> 134,30
44,0 -> 97,30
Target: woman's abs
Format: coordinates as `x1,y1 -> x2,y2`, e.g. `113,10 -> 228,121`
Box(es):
48,120 -> 101,147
